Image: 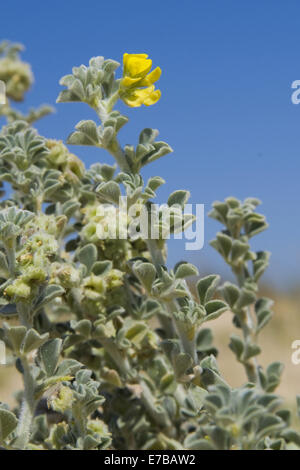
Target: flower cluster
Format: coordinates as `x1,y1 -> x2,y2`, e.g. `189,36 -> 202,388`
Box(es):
0,42 -> 33,101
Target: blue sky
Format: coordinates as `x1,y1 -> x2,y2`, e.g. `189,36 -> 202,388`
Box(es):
2,0 -> 300,287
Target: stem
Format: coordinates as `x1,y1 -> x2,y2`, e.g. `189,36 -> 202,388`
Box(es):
70,287 -> 84,320
102,338 -> 172,431
14,357 -> 36,449
106,92 -> 120,113
34,191 -> 43,214
4,237 -> 16,276
102,338 -> 132,377
13,303 -> 35,449
72,402 -> 86,439
146,239 -> 198,354
146,239 -> 165,270
146,239 -> 176,337
174,319 -> 197,363
94,101 -> 109,122
107,138 -> 131,173
139,380 -> 171,429
158,309 -> 176,338
235,270 -> 262,387
94,102 -> 130,173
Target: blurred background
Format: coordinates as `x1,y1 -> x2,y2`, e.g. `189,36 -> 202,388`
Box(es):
0,0 -> 300,413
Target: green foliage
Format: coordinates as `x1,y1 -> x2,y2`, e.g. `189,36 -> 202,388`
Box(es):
0,43 -> 298,451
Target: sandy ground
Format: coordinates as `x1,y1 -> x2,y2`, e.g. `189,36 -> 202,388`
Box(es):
212,288 -> 300,425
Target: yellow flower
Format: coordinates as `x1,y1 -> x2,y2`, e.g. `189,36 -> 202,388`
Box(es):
120,53 -> 161,107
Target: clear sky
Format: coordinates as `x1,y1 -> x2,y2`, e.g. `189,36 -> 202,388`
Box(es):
2,0 -> 300,287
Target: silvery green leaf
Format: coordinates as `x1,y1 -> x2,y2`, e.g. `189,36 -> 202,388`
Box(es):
265,362 -> 284,392
136,143 -> 150,161
0,168 -> 14,184
96,181 -> 121,204
140,141 -> 173,167
200,354 -> 220,374
211,427 -> 229,450
0,207 -> 34,239
57,56 -> 119,109
229,334 -> 244,361
188,387 -> 208,412
185,438 -> 215,451
0,409 -> 18,442
73,320 -> 92,338
102,58 -> 120,73
143,187 -> 156,200
197,274 -> 220,305
55,358 -> 82,377
139,128 -> 159,145
209,201 -> 229,223
110,111 -> 128,132
256,415 -> 284,440
82,435 -> 101,450
231,240 -> 249,262
0,122 -> 49,167
243,405 -> 264,424
174,262 -> 198,279
69,79 -> 85,101
124,145 -> 135,166
78,244 -> 97,273
43,177 -> 63,199
236,287 -> 256,310
253,251 -> 271,281
280,429 -> 300,447
196,328 -> 214,351
34,284 -> 65,313
127,187 -> 143,206
92,260 -> 112,276
216,232 -> 232,258
0,251 -> 9,277
162,396 -> 177,420
38,339 -> 62,377
67,120 -> 101,146
161,339 -> 181,358
174,353 -> 193,378
243,343 -> 261,361
167,190 -> 190,208
244,197 -> 261,207
256,309 -> 273,333
204,300 -> 228,321
205,394 -> 223,412
133,262 -> 156,292
58,73 -> 74,87
4,325 -> 27,353
99,163 -> 116,181
62,200 -> 81,218
181,213 -> 196,232
160,373 -> 176,393
221,282 -> 240,308
225,196 -> 240,208
56,89 -> 81,103
21,329 -> 49,354
246,219 -> 269,238
146,176 -> 165,191
257,394 -> 282,411
101,126 -> 115,147
140,299 -> 161,319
